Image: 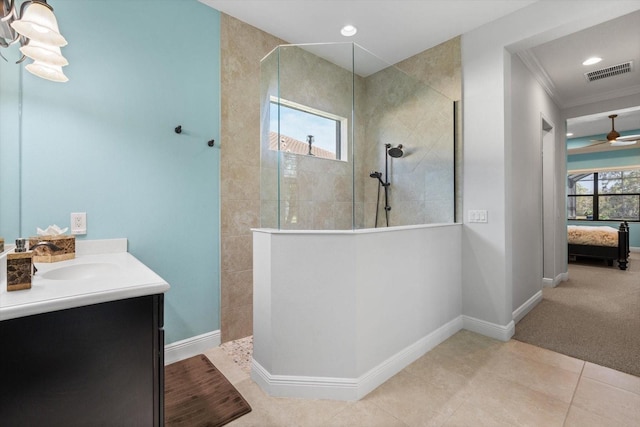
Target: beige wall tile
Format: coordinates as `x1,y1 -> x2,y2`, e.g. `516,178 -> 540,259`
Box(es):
221,199 -> 260,236
220,163 -> 260,201
221,235 -> 253,273
221,269 -> 253,310
222,302 -> 253,342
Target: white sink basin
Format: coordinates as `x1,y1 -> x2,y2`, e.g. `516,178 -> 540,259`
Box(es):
40,263 -> 121,281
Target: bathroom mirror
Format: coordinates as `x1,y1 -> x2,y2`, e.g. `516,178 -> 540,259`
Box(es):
0,51 -> 22,244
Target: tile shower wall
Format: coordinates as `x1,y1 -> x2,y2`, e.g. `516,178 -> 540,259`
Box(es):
220,15 -> 286,342
220,16 -> 461,341
394,37 -> 462,223
362,67 -> 455,227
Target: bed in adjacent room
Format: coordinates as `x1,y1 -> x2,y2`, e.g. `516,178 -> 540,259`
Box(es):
568,222 -> 629,270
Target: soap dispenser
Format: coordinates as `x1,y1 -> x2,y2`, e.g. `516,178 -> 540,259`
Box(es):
6,238 -> 33,291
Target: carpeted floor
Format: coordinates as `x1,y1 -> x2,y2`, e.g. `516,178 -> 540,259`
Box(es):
165,354 -> 252,426
514,253 -> 640,377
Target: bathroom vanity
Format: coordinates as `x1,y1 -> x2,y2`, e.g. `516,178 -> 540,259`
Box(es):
0,239 -> 169,426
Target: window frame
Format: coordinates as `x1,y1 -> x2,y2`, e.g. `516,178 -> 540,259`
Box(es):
269,96 -> 348,162
567,167 -> 640,222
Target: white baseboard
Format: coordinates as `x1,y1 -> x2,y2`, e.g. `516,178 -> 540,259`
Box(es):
543,272 -> 568,288
357,316 -> 463,399
631,246 -> 640,253
512,290 -> 542,323
164,330 -> 221,365
251,316 -> 464,401
462,315 -> 514,342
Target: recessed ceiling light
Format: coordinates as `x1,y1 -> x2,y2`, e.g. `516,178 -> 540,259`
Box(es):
582,57 -> 602,66
566,133 -> 574,137
341,25 -> 357,37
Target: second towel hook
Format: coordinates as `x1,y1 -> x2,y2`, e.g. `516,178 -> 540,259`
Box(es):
175,125 -> 215,147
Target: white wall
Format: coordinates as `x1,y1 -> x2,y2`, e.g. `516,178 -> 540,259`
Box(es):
252,224 -> 462,400
563,93 -> 640,122
510,55 -> 562,310
461,1 -> 640,330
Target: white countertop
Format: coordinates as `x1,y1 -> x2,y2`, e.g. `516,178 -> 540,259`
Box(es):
0,239 -> 169,321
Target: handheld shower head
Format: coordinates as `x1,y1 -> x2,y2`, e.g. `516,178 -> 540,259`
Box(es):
387,144 -> 404,158
369,171 -> 385,185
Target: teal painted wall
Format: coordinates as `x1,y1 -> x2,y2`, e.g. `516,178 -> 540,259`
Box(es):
567,146 -> 640,171
567,140 -> 640,248
1,0 -> 220,343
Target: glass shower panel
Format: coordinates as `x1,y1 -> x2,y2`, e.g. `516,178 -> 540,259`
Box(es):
261,43 -> 356,230
260,42 -> 456,230
259,46 -> 280,229
358,47 -> 455,227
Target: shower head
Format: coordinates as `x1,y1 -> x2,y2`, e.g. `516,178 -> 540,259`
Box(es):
369,171 -> 385,185
387,144 -> 404,158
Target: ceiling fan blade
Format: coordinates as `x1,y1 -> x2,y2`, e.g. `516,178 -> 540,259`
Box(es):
610,139 -> 638,147
616,134 -> 640,141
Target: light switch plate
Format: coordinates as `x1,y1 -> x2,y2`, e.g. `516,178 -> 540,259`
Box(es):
468,210 -> 488,223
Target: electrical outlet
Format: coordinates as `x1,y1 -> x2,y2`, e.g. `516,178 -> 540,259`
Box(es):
71,212 -> 87,235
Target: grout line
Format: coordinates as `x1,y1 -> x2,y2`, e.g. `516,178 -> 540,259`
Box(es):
580,373 -> 640,397
365,400 -> 411,427
563,361 -> 585,427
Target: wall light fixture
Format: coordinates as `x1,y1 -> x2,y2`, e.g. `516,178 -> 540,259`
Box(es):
0,0 -> 68,82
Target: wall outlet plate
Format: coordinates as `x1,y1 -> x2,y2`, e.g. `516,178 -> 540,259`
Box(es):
71,212 -> 87,235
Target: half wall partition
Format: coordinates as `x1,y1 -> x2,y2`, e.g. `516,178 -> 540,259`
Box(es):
260,42 -> 456,230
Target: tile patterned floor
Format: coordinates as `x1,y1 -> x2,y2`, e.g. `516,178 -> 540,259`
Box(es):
220,335 -> 253,374
203,330 -> 640,427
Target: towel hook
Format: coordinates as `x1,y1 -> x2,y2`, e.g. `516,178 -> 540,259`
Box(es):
175,125 -> 214,147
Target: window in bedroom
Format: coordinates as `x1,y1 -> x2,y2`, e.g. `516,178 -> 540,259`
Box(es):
567,169 -> 640,221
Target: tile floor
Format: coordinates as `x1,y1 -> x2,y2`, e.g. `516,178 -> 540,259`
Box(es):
204,330 -> 640,427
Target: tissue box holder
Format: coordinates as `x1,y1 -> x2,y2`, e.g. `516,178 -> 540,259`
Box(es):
28,235 -> 76,263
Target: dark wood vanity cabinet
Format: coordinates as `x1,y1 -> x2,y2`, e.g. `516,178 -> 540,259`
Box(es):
0,294 -> 164,426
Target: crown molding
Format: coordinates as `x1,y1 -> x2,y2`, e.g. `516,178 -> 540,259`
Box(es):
563,84 -> 640,109
517,49 -> 564,107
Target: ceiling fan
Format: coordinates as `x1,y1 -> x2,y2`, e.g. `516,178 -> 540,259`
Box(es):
589,114 -> 640,147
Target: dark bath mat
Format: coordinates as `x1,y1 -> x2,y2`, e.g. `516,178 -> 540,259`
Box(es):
165,354 -> 252,426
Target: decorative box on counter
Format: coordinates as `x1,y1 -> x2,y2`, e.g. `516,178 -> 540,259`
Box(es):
28,235 -> 76,263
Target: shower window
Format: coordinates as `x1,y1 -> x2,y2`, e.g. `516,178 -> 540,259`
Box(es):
269,97 -> 347,161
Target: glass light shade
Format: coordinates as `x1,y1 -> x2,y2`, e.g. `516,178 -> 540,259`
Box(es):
25,60 -> 68,82
11,2 -> 67,47
20,39 -> 68,66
